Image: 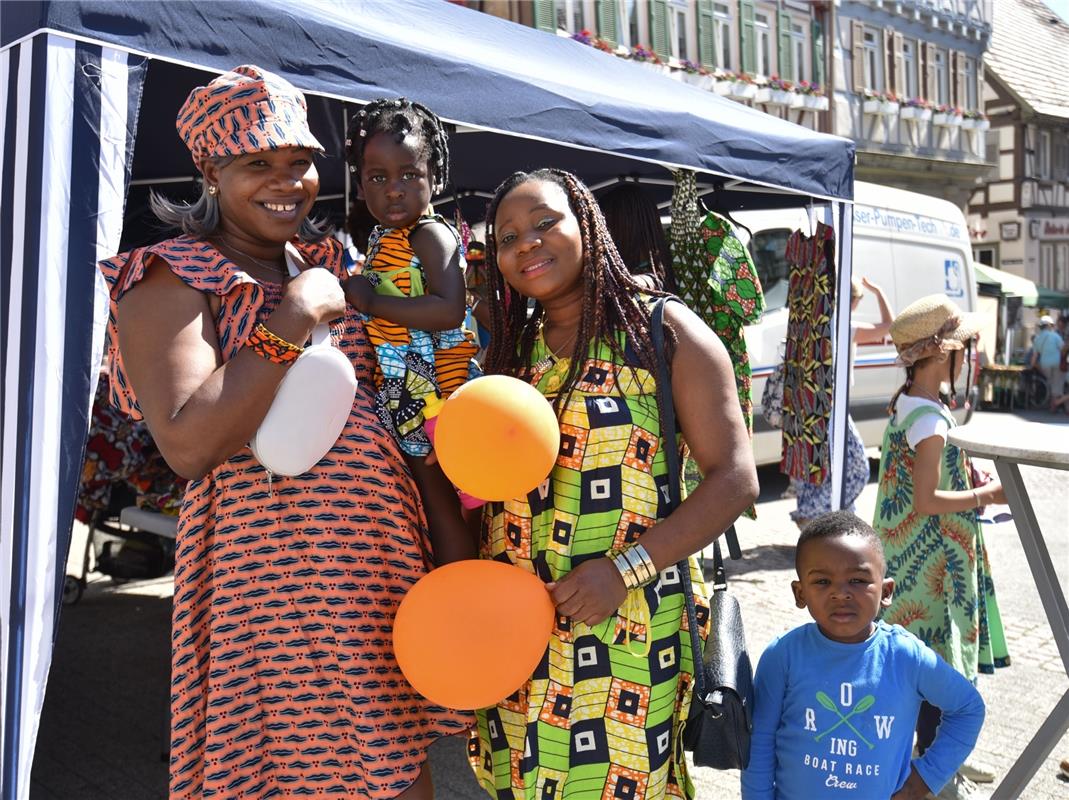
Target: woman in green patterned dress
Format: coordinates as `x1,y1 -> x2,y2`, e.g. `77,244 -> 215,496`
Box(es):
466,169 -> 758,799
873,295 -> 1010,795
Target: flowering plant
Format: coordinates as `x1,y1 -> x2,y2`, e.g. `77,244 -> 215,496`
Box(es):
768,74 -> 794,91
571,29 -> 616,53
901,96 -> 933,109
859,89 -> 900,103
680,59 -> 706,75
963,109 -> 987,120
729,70 -> 756,84
796,80 -> 825,96
630,44 -> 664,64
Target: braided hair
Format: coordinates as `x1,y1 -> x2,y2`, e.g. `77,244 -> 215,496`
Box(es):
344,98 -> 450,194
597,182 -> 677,293
483,169 -> 673,417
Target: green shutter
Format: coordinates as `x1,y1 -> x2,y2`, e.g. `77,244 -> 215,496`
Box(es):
597,0 -> 619,45
698,0 -> 717,68
534,0 -> 557,33
777,6 -> 792,80
649,0 -> 670,58
739,0 -> 756,75
812,18 -> 825,88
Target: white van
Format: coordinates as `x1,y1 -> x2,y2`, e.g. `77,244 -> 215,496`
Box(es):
738,181 -> 979,466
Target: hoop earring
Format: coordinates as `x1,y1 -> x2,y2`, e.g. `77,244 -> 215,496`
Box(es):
207,185 -> 218,196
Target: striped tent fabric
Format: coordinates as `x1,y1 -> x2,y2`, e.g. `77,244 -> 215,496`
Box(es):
0,33 -> 144,800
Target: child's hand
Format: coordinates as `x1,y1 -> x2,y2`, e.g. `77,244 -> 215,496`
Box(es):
984,482 -> 1007,506
344,274 -> 376,314
890,766 -> 931,800
546,558 -> 628,627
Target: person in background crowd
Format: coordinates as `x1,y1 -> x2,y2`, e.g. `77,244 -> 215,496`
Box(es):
101,65 -> 469,800
1030,314 -> 1064,412
598,180 -> 677,292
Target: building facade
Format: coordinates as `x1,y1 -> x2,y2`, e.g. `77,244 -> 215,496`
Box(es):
967,0 -> 1069,300
467,0 -> 994,206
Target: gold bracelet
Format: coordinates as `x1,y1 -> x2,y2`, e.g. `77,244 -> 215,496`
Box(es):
608,544 -> 658,590
246,322 -> 303,365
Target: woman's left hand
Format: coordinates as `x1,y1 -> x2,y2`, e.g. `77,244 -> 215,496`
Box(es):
548,558 -> 628,627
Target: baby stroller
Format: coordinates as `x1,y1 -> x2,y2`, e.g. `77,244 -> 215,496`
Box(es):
66,375 -> 185,605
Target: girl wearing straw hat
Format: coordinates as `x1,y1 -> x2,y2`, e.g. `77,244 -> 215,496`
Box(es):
873,294 -> 1010,799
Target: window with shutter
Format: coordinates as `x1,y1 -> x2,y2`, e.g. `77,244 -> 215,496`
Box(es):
934,48 -> 948,105
812,17 -> 825,87
598,1 -> 620,45
754,10 -> 773,76
884,28 -> 895,95
893,30 -> 902,97
851,20 -> 866,91
739,0 -> 756,74
716,3 -> 734,69
954,51 -> 968,111
790,21 -> 808,83
777,8 -> 792,80
698,0 -> 717,68
649,0 -> 670,58
902,38 -> 917,99
534,0 -> 558,32
923,42 -> 937,101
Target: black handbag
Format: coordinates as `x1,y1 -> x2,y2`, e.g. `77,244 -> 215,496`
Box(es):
650,297 -> 754,771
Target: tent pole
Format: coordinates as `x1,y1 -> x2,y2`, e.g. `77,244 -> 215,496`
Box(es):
828,201 -> 854,511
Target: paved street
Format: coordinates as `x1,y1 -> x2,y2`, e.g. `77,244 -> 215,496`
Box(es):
30,410 -> 1069,799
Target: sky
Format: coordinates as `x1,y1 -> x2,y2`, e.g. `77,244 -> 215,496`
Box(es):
1042,0 -> 1069,22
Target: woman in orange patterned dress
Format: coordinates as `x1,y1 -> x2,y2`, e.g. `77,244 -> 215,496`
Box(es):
99,65 -> 469,800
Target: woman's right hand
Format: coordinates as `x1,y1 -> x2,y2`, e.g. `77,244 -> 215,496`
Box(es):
982,482 -> 1007,506
283,267 -> 346,327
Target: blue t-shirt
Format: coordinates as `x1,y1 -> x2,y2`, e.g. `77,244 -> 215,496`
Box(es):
1033,329 -> 1064,369
742,621 -> 984,799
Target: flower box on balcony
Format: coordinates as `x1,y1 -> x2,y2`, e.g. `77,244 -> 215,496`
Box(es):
863,99 -> 882,114
730,81 -> 757,99
752,87 -> 772,104
803,94 -> 829,110
713,80 -> 733,96
684,72 -> 714,90
762,88 -> 795,107
880,100 -> 900,115
900,106 -> 932,122
932,112 -> 962,127
962,117 -> 990,131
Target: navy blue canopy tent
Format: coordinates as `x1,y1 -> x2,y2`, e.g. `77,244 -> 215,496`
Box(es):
0,1 -> 855,793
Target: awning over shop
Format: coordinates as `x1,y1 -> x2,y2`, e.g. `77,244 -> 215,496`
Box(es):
974,262 -> 1040,305
1036,286 -> 1069,309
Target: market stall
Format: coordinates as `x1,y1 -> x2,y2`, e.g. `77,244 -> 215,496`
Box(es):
0,2 -> 856,795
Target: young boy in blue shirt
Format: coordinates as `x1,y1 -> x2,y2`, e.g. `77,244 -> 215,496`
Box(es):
742,511 -> 985,800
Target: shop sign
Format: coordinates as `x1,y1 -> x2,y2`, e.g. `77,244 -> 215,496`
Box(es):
1038,218 -> 1069,240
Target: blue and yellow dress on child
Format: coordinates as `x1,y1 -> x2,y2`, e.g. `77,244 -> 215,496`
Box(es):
468,332 -> 709,800
361,214 -> 479,457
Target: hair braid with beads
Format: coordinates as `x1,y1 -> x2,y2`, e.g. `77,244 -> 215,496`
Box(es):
344,97 -> 450,193
482,169 -> 675,421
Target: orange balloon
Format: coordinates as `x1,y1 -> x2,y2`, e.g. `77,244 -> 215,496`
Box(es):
435,374 -> 560,501
393,560 -> 555,709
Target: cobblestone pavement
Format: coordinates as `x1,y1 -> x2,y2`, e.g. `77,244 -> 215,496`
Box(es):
31,413 -> 1069,799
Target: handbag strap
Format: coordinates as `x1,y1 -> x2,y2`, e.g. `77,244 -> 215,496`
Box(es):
285,243 -> 330,346
650,296 -> 716,702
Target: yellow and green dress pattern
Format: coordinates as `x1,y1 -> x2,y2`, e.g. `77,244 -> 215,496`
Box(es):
469,334 -> 709,800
